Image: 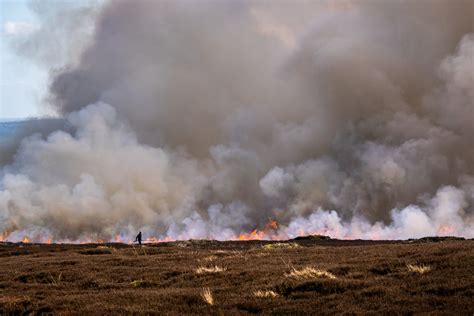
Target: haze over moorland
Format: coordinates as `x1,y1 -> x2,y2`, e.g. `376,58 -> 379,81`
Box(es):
1,0 -> 473,242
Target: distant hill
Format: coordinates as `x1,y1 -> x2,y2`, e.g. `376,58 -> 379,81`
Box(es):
0,119 -> 65,143
0,118 -> 66,165
0,121 -> 24,143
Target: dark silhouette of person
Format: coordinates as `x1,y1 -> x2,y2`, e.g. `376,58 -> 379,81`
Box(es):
135,231 -> 142,245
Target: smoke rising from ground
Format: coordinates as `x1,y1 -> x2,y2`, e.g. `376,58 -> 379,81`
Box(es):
1,0 -> 473,242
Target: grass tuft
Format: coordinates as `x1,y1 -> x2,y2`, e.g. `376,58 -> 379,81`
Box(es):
262,243 -> 299,250
129,279 -> 145,288
201,287 -> 214,305
254,290 -> 279,298
407,264 -> 432,274
196,265 -> 227,274
48,273 -> 62,286
287,266 -> 337,280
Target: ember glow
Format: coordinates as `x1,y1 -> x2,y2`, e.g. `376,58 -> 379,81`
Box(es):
438,225 -> 456,236
1,1 -> 473,243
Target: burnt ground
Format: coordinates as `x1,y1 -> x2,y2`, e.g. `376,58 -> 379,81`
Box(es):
0,237 -> 472,315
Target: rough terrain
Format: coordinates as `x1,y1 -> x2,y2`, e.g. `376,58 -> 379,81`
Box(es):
0,237 -> 472,315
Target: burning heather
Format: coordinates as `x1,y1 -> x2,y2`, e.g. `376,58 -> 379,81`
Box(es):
1,1 -> 473,243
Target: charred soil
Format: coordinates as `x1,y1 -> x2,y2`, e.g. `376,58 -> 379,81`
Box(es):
0,238 -> 472,315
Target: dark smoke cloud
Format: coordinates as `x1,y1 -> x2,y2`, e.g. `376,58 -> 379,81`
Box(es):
1,0 -> 473,242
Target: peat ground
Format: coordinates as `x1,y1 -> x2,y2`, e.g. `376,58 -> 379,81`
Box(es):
0,237 -> 472,315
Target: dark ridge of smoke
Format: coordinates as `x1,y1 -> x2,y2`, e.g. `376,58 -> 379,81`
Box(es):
49,0 -> 286,156
1,0 -> 473,241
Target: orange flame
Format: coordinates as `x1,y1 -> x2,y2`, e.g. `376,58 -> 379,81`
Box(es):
142,236 -> 174,244
267,218 -> 279,230
46,239 -> 52,244
145,236 -> 160,243
0,231 -> 12,242
238,218 -> 282,240
22,236 -> 30,243
238,229 -> 266,240
438,224 -> 455,235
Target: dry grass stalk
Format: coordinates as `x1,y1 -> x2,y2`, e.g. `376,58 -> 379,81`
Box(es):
196,265 -> 227,274
254,290 -> 279,298
201,287 -> 214,305
48,272 -> 62,286
287,266 -> 336,280
407,264 -> 432,274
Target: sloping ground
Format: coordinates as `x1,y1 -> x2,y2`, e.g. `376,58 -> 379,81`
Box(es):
0,238 -> 472,315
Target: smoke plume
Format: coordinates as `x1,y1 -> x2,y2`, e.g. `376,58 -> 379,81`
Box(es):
1,0 -> 473,242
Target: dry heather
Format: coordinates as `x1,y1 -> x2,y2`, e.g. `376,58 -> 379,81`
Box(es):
0,238 -> 472,314
287,266 -> 337,280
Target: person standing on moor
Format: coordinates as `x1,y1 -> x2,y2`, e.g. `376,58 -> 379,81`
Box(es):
135,231 -> 142,245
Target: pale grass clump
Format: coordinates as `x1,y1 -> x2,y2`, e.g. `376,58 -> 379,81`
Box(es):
262,242 -> 299,250
201,255 -> 218,262
129,279 -> 145,288
196,265 -> 227,274
201,287 -> 214,305
254,290 -> 279,298
287,266 -> 337,280
407,264 -> 432,274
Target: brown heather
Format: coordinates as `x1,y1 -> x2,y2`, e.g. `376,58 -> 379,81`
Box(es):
0,238 -> 472,314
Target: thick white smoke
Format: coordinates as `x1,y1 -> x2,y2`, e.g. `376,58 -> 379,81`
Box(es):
1,0 -> 473,242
